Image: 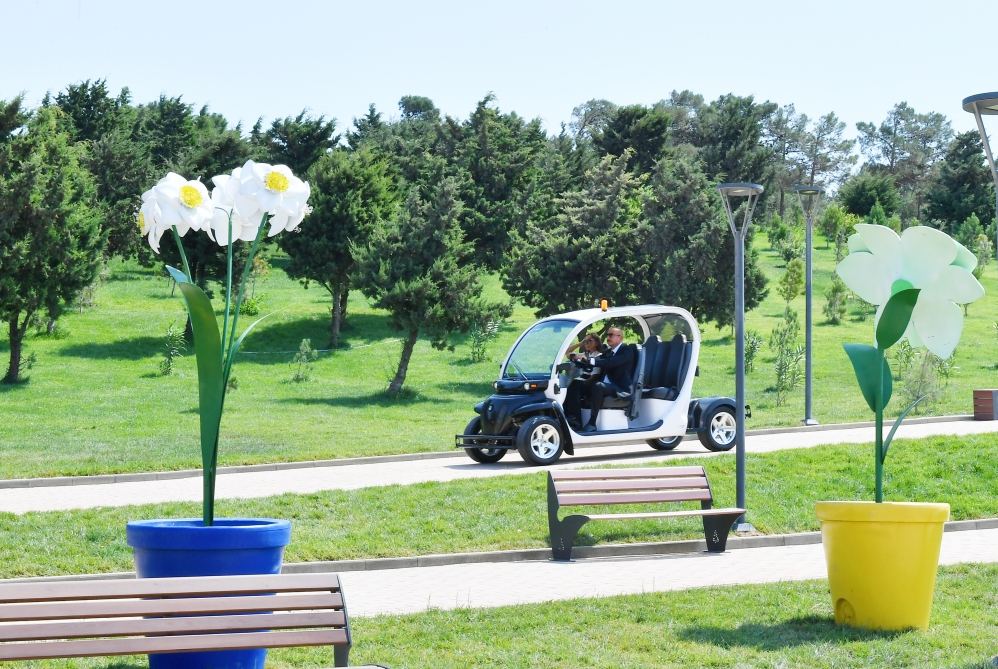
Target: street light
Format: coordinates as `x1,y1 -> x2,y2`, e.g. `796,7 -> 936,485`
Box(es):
793,185 -> 824,427
717,182 -> 763,532
962,92 -> 998,261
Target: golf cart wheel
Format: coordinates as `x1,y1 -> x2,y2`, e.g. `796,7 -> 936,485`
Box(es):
698,405 -> 737,452
647,435 -> 683,451
462,417 -> 507,464
516,416 -> 564,466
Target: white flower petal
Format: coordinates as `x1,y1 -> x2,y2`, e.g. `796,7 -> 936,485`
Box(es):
847,233 -> 868,253
952,239 -> 979,273
899,226 -> 956,287
910,296 -> 963,359
836,252 -> 892,305
921,265 -> 985,305
855,223 -> 901,258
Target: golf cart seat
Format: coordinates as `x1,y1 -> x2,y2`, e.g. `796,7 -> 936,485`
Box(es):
641,334 -> 692,401
598,343 -> 645,419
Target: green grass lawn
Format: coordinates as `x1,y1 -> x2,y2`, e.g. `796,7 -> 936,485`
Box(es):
0,435 -> 993,578
1,233 -> 996,478
21,564 -> 995,668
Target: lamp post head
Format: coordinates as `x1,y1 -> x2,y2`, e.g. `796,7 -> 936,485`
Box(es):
717,182 -> 764,198
793,184 -> 824,220
792,185 -> 824,197
962,93 -> 998,115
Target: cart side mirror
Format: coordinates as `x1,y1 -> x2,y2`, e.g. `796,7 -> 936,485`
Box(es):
695,365 -> 700,376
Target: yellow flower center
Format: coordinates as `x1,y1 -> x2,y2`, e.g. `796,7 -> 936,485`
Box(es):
264,171 -> 290,193
137,211 -> 145,231
179,184 -> 203,208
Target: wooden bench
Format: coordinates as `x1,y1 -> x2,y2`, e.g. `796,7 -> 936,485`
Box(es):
0,572 -> 385,667
547,465 -> 745,561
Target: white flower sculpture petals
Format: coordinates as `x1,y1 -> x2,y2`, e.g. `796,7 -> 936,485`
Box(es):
837,224 -> 985,358
208,161 -> 310,245
138,173 -> 214,252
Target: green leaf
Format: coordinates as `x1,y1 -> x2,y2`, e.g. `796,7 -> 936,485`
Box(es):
223,312 -> 276,386
882,394 -> 930,463
875,288 -> 920,350
175,281 -> 223,524
843,343 -> 893,412
166,265 -> 191,285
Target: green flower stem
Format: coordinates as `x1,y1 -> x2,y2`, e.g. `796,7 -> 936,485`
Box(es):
170,227 -> 192,282
221,212 -> 234,368
222,215 -> 269,389
875,346 -> 885,503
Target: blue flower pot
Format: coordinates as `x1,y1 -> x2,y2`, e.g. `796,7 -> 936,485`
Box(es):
126,518 -> 292,669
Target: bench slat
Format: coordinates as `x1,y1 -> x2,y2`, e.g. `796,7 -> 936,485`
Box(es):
587,507 -> 746,521
558,489 -> 712,506
551,466 -> 704,481
555,477 -> 708,494
0,610 -> 345,642
0,629 -> 347,660
0,573 -> 340,603
0,592 -> 340,622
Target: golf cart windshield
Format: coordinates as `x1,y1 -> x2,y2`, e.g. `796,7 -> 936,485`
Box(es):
503,319 -> 578,380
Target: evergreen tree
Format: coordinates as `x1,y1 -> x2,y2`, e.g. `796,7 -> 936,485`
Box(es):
592,103 -> 672,173
132,95 -> 196,167
694,94 -> 777,191
0,107 -> 104,383
838,173 -> 901,217
642,153 -> 768,327
280,149 -> 397,347
924,131 -> 994,233
255,110 -> 337,176
353,178 -> 498,395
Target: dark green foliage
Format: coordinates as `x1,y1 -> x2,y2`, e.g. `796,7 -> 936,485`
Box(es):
770,308 -> 803,406
52,79 -> 132,143
0,107 -> 104,383
592,103 -> 671,173
502,151 -> 767,328
744,329 -> 763,373
132,95 -> 196,167
924,131 -> 994,233
694,94 -> 777,189
353,178 -> 498,394
253,110 -> 337,175
280,148 -> 397,347
642,153 -> 768,327
838,173 -> 901,217
346,104 -> 387,151
456,95 -> 548,269
501,152 -> 648,315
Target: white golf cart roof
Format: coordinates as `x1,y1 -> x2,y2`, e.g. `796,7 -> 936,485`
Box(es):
542,304 -> 697,324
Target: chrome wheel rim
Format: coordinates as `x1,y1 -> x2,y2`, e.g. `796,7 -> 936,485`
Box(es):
710,411 -> 736,445
530,424 -> 560,458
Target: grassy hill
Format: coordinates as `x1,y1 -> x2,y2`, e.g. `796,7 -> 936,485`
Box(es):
1,231 -> 995,479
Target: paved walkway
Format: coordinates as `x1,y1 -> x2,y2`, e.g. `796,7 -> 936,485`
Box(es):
339,527 -> 998,617
1,418 -> 996,513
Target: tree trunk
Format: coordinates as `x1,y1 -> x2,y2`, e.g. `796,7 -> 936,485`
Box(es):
339,284 -> 350,321
387,329 -> 419,396
4,314 -> 25,384
329,289 -> 343,349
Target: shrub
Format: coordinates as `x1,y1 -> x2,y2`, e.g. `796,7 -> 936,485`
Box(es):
823,275 -> 848,324
777,259 -> 805,305
769,308 -> 803,406
239,294 -> 265,316
158,322 -> 186,376
469,317 -> 503,362
744,329 -> 763,373
290,338 -> 319,383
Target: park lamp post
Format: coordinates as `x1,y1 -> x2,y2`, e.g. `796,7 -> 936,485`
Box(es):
962,92 -> 998,260
793,185 -> 824,426
717,182 -> 763,532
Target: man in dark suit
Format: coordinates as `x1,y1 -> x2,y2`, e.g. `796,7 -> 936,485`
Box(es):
582,327 -> 634,432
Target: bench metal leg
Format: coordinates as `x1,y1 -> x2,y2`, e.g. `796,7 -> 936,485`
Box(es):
334,643 -> 350,667
549,514 -> 590,561
701,513 -> 741,552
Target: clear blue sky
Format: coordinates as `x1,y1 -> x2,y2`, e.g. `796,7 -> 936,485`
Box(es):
6,0 -> 998,145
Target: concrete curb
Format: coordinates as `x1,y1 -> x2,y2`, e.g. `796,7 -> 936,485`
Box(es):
0,415 -> 978,489
9,517 -> 996,583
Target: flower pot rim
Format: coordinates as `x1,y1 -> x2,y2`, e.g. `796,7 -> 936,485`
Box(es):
815,500 -> 950,523
126,517 -> 291,551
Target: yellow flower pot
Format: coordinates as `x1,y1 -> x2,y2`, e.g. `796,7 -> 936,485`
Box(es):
814,501 -> 949,631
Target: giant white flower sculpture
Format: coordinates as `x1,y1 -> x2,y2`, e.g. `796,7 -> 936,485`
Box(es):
835,223 -> 986,503
837,224 -> 984,358
139,173 -> 214,252
136,162 -> 310,525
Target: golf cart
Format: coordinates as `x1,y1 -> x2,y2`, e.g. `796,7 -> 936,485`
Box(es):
455,304 -> 746,465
